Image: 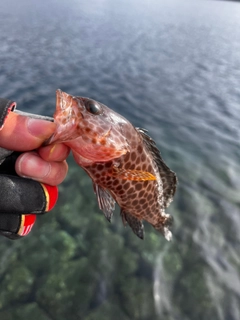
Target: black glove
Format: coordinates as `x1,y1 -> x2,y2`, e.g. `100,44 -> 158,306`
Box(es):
0,98 -> 58,240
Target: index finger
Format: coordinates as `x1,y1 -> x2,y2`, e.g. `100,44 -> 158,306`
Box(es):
0,112 -> 56,151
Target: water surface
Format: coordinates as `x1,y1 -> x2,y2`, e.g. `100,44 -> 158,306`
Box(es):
0,0 -> 240,319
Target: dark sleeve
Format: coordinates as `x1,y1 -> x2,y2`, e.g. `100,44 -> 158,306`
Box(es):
0,98 -> 17,164
0,98 -> 17,130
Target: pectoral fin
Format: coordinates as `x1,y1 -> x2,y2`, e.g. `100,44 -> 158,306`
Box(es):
93,183 -> 115,222
110,166 -> 156,181
121,210 -> 144,239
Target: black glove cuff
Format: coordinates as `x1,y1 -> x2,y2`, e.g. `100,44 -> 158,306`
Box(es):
0,214 -> 21,234
0,98 -> 16,130
0,175 -> 47,214
0,230 -> 22,240
0,98 -> 17,165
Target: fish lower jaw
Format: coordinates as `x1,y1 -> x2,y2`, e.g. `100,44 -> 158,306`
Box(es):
67,138 -> 128,165
72,151 -> 95,166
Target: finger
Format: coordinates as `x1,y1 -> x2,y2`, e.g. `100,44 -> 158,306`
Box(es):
15,152 -> 68,186
38,143 -> 70,162
0,112 -> 56,151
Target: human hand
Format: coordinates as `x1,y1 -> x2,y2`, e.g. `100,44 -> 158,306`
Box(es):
0,98 -> 70,239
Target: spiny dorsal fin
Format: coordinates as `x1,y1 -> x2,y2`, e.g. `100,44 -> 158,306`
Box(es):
136,127 -> 177,208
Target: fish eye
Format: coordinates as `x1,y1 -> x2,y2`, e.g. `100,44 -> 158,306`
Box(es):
85,100 -> 102,115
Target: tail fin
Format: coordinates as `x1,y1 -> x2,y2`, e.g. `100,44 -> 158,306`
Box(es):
154,213 -> 173,241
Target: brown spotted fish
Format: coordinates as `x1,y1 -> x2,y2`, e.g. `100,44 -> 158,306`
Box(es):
48,89 -> 177,240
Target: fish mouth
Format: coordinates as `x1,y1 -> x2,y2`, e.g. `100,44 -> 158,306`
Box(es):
56,89 -> 76,113
46,89 -> 81,144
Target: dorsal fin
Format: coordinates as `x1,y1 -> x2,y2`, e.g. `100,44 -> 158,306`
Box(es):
136,127 -> 177,208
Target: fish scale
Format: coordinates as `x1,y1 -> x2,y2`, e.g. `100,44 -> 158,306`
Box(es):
48,89 -> 177,240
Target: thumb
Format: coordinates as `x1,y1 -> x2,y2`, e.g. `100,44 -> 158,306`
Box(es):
0,112 -> 56,151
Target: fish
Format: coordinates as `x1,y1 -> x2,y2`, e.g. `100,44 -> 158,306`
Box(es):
48,89 -> 177,240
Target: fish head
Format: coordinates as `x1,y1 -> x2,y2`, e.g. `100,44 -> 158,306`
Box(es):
48,89 -> 131,163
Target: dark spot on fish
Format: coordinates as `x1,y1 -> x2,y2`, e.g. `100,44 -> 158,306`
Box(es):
128,187 -> 134,194
136,157 -> 141,165
116,185 -> 123,191
137,145 -> 143,153
143,181 -> 148,187
125,131 -> 132,140
132,199 -> 138,206
100,139 -> 106,145
141,154 -> 147,162
125,161 -> 131,170
142,203 -> 148,210
147,194 -> 153,201
131,152 -> 137,161
139,190 -> 145,198
124,182 -> 130,189
104,151 -> 111,157
113,179 -> 119,186
135,183 -> 142,191
148,164 -> 152,172
106,181 -> 113,188
105,162 -> 112,168
97,164 -> 104,171
124,153 -> 130,162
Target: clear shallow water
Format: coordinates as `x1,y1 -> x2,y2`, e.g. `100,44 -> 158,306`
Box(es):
0,0 -> 240,319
